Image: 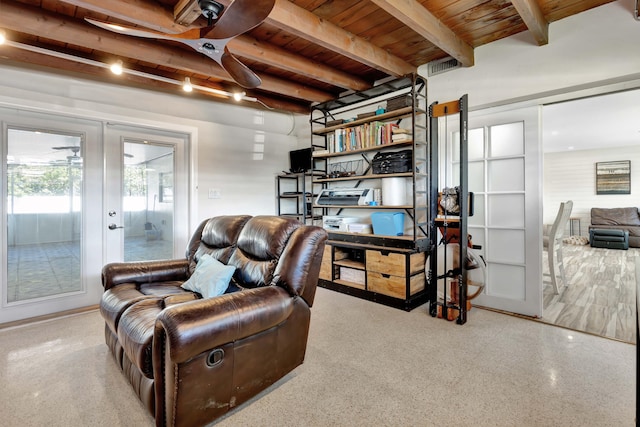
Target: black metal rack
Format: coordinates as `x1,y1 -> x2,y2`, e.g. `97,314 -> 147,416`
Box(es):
276,171 -> 324,225
427,95 -> 470,324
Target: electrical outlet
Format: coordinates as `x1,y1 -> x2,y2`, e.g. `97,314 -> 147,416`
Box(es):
208,188 -> 221,199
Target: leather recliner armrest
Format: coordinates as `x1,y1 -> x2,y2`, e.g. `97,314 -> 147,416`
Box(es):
154,286 -> 294,365
102,259 -> 190,290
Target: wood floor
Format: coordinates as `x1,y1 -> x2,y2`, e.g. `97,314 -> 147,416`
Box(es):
542,243 -> 638,344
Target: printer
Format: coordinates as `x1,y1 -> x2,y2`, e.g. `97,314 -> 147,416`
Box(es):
322,216 -> 359,231
315,188 -> 374,206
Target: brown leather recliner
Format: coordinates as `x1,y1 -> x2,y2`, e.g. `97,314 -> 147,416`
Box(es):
100,215 -> 327,427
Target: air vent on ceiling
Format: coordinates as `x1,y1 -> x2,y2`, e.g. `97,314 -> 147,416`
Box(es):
427,57 -> 461,76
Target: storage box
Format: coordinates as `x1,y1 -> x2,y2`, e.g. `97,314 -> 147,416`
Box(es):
339,267 -> 365,286
371,212 -> 405,236
347,223 -> 372,234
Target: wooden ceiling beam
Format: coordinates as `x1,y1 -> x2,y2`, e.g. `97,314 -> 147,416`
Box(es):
266,0 -> 415,77
0,0 -> 332,103
510,0 -> 549,45
61,0 -> 371,90
370,0 -> 474,67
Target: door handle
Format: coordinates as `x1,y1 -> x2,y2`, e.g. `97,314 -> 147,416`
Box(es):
108,223 -> 124,230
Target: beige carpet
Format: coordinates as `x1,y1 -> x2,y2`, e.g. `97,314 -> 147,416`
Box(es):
542,243 -> 638,343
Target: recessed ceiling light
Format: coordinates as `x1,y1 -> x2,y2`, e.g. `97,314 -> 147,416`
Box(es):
110,59 -> 123,75
183,77 -> 193,92
568,146 -> 574,150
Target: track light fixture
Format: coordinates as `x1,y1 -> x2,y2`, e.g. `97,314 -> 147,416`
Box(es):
183,77 -> 193,92
110,59 -> 123,75
2,39 -> 271,108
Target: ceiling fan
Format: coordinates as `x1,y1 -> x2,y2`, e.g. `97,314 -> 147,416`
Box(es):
52,146 -> 82,163
85,0 -> 276,89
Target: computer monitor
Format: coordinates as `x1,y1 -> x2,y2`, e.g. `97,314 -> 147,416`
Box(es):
289,147 -> 313,173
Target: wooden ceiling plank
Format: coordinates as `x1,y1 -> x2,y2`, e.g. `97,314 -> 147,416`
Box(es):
268,0 -> 416,76
231,36 -> 370,91
510,0 -> 548,45
174,0 -> 203,25
0,0 -> 331,103
371,0 -> 474,66
61,0 -> 368,90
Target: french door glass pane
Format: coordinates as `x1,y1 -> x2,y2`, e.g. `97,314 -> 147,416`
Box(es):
6,128 -> 83,302
123,141 -> 174,262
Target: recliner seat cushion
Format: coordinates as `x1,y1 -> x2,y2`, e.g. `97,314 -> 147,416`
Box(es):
101,282 -> 194,335
118,298 -> 167,379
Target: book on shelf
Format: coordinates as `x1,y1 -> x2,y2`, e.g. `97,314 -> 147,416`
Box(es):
326,122 -> 401,153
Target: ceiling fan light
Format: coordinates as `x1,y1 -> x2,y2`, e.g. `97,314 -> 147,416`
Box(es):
110,59 -> 123,75
233,91 -> 246,102
183,77 -> 193,92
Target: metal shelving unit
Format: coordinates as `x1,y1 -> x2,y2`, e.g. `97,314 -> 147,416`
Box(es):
309,75 -> 430,311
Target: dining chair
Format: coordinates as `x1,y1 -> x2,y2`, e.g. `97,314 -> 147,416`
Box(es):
543,200 -> 573,294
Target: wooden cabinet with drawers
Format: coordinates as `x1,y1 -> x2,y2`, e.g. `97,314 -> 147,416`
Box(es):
319,238 -> 428,311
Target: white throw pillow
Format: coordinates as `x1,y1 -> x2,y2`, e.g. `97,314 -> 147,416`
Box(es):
181,254 -> 235,298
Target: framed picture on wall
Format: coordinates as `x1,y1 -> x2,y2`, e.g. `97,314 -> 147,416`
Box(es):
596,160 -> 631,195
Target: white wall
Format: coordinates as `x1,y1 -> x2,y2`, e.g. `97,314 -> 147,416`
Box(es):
544,146 -> 640,237
0,63 -> 307,231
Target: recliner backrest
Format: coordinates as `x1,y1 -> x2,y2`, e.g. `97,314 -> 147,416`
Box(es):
185,215 -> 252,275
228,216 -> 301,288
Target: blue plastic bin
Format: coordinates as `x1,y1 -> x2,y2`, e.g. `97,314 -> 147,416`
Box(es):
371,212 -> 404,236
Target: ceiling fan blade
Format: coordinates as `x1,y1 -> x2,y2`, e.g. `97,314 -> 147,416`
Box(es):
201,0 -> 275,40
221,48 -> 262,89
85,18 -> 201,41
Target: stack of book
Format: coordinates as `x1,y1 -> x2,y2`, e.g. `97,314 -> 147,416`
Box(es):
391,127 -> 412,143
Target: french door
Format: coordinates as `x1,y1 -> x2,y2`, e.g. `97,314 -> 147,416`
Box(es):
0,111 -> 190,323
103,124 -> 190,266
446,106 -> 543,317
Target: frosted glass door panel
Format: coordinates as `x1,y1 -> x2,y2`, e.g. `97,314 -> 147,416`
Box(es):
487,264 -> 526,300
489,122 -> 524,157
468,128 -> 484,159
488,229 -> 525,264
468,162 -> 485,193
468,226 -> 485,254
488,158 -> 524,192
468,194 -> 484,226
488,194 -> 525,227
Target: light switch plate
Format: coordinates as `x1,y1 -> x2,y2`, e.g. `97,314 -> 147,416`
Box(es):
208,188 -> 221,199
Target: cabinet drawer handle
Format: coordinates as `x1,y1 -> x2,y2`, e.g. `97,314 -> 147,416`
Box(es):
381,273 -> 390,278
